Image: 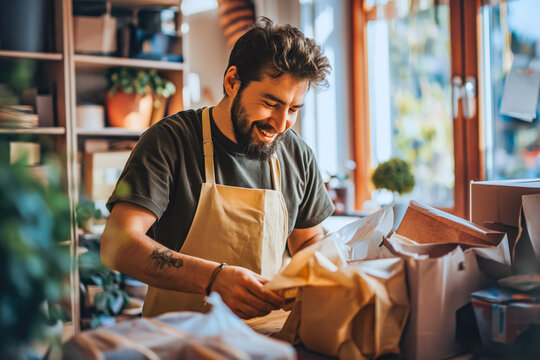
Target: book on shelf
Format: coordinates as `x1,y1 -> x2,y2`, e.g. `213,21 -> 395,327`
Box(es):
0,105 -> 39,128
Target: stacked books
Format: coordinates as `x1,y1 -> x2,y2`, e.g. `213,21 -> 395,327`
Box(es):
0,105 -> 39,128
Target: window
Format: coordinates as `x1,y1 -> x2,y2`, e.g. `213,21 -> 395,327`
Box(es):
352,0 -> 481,218
366,2 -> 454,207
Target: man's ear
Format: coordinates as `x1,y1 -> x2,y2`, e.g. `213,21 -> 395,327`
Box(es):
223,66 -> 241,97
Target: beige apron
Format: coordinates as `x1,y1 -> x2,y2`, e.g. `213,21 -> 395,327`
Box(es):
142,107 -> 288,317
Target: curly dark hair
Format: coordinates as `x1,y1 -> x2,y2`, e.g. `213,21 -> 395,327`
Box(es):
224,17 -> 330,93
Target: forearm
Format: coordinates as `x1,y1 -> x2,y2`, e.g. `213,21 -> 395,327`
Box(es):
288,224 -> 326,255
290,232 -> 325,255
101,226 -> 217,295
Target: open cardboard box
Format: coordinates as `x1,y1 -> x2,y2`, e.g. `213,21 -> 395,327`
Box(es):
470,179 -> 540,273
385,201 -> 512,360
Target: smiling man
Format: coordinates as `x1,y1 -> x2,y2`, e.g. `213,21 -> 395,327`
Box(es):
101,17 -> 334,319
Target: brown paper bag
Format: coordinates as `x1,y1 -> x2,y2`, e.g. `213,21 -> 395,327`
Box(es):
265,206 -> 409,359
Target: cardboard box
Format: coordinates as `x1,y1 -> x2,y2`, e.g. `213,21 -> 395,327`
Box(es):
470,179 -> 540,229
84,151 -> 131,201
74,14 -> 116,54
9,141 -> 40,166
385,201 -> 511,360
470,179 -> 540,270
472,289 -> 540,346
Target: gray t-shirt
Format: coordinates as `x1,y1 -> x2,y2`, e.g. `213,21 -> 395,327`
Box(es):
107,107 -> 334,251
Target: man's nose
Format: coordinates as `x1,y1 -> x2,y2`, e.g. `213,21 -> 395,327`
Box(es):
272,108 -> 292,133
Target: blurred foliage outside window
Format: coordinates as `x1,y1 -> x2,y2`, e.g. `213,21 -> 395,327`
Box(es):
368,4 -> 453,208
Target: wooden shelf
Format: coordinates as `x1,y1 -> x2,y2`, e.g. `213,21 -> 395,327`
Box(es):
111,0 -> 180,7
0,50 -> 63,61
77,128 -> 145,137
74,54 -> 184,71
0,127 -> 65,135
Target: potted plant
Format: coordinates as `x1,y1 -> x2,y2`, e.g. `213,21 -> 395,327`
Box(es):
0,159 -> 71,358
371,157 -> 415,201
76,196 -> 105,235
148,69 -> 176,126
105,67 -> 175,130
79,244 -> 128,329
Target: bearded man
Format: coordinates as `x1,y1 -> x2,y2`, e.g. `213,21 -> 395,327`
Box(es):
101,17 -> 334,319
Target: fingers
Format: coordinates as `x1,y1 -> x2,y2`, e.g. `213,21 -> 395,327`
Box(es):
245,278 -> 284,309
211,266 -> 284,319
234,302 -> 272,319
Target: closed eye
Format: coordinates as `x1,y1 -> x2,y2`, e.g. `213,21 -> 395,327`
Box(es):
264,101 -> 278,108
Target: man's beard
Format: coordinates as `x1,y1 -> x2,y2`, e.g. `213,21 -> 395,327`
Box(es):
230,90 -> 285,161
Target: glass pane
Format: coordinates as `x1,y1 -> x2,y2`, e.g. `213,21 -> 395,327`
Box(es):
482,0 -> 540,180
367,4 -> 453,207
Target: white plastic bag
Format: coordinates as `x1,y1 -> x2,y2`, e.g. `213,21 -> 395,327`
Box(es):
63,293 -> 295,360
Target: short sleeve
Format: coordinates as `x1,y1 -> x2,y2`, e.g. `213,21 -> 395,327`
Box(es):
294,149 -> 334,229
106,123 -> 178,219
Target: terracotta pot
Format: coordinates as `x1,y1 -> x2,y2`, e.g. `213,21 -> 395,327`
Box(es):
149,94 -> 167,126
105,91 -> 153,130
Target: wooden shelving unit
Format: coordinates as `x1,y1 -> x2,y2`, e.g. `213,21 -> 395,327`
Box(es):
69,0 -> 186,335
111,0 -> 180,8
76,127 -> 145,137
0,0 -> 186,338
0,50 -> 63,61
0,127 -> 66,135
74,54 -> 184,71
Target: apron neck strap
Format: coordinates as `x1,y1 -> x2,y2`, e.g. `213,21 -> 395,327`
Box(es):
270,155 -> 282,192
202,107 -> 282,191
202,108 -> 215,184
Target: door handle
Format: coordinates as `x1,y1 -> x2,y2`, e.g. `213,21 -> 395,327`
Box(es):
452,76 -> 477,120
463,76 -> 476,120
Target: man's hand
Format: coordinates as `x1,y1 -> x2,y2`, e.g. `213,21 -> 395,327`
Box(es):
210,265 -> 284,319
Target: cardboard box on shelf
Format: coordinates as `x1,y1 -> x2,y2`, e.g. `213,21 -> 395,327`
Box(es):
9,142 -> 41,166
385,201 -> 511,360
74,13 -> 116,54
84,151 -> 131,201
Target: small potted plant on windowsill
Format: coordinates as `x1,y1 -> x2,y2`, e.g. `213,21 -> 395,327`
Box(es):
105,67 -> 176,130
371,157 -> 415,201
371,157 -> 415,229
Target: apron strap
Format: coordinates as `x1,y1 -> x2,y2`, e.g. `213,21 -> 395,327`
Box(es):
270,155 -> 282,192
201,107 -> 215,184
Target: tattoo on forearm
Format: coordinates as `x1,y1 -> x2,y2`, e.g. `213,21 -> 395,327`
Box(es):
150,249 -> 184,269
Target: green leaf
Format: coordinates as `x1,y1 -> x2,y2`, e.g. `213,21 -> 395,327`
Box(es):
109,291 -> 125,315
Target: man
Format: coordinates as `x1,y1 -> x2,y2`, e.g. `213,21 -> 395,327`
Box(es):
101,18 -> 334,320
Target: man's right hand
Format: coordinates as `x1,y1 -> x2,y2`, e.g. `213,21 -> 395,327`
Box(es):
210,265 -> 284,319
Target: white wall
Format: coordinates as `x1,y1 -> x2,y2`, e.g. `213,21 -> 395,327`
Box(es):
184,9 -> 229,108
254,0 -> 300,27
185,1 -> 301,109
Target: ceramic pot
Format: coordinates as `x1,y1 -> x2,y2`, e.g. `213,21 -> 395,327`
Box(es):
105,92 -> 153,130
